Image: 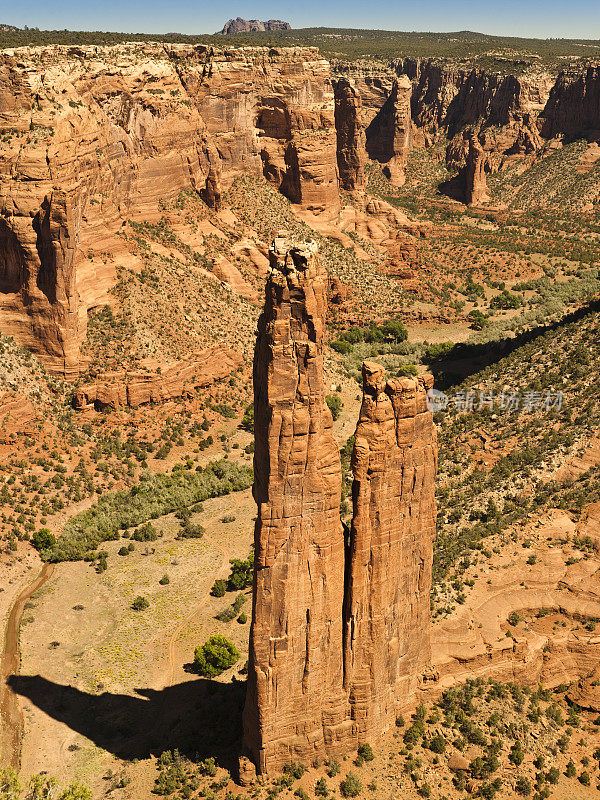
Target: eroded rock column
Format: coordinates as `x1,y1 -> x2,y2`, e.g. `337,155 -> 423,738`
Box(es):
242,238 -> 350,778
344,361 -> 437,736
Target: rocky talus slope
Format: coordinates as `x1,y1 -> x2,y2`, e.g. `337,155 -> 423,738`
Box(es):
242,239 -> 438,776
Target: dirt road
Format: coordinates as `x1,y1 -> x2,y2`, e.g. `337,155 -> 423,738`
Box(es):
0,562 -> 54,769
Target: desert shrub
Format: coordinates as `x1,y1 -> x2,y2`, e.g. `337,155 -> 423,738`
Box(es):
177,521 -> 205,539
326,759 -> 340,778
468,309 -> 488,330
428,734 -> 447,753
43,461 -> 252,562
579,771 -> 590,786
237,612 -> 247,624
382,319 -> 408,342
58,783 -> 92,800
397,364 -> 418,377
118,546 -> 130,556
357,743 -> 374,762
227,551 -> 254,590
211,579 -> 227,597
315,777 -> 328,796
339,772 -> 362,798
194,634 -> 239,677
565,760 -> 576,777
31,528 -> 56,551
515,776 -> 531,795
326,395 -> 343,421
132,596 -> 149,611
198,757 -> 218,777
240,405 -> 254,432
509,741 -> 524,766
545,767 -> 559,784
216,594 -> 246,622
0,767 -> 20,799
132,522 -> 158,541
330,339 -> 353,355
159,575 -> 170,585
490,290 -> 521,309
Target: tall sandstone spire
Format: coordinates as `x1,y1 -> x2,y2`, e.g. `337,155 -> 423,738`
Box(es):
343,361 -> 437,735
242,239 -> 437,779
242,238 -> 350,777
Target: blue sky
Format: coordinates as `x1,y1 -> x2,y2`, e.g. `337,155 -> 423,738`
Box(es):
2,0 -> 599,39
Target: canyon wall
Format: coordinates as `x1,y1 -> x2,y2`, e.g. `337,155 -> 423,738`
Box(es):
335,57 -> 600,202
242,238 -> 437,777
0,43 -> 341,375
365,77 -> 412,185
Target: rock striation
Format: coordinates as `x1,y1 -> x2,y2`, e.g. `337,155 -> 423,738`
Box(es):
334,78 -> 366,190
365,77 -> 412,186
0,43 -> 340,374
462,131 -> 490,206
344,362 -> 437,735
242,237 -> 349,776
242,238 -> 438,777
72,346 -> 241,410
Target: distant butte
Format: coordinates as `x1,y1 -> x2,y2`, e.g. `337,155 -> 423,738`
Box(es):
217,18 -> 291,34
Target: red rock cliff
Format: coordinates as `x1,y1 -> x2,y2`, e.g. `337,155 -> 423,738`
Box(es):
344,361 -> 437,737
334,78 -> 366,190
0,44 -> 343,375
242,238 -> 350,776
365,77 -> 412,186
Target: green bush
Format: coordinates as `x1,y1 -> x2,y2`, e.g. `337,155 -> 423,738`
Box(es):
468,309 -> 488,330
31,528 -> 56,551
240,405 -> 254,432
330,339 -> 353,355
159,574 -> 170,585
326,395 -> 343,421
132,522 -> 158,542
227,551 -> 254,590
194,634 -> 239,677
428,734 -> 447,753
315,777 -> 328,796
509,741 -> 524,766
357,743 -> 374,762
340,772 -> 362,798
211,579 -> 227,597
490,290 -> 522,310
397,364 -> 418,377
515,776 -> 531,795
132,596 -> 149,611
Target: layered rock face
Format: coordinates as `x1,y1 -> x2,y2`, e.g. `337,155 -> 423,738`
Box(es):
541,66 -> 600,140
344,362 -> 437,735
0,44 -> 340,374
72,345 -> 242,410
334,78 -> 366,190
462,132 -> 490,206
242,238 -> 349,776
365,77 -> 412,185
243,239 -> 437,776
